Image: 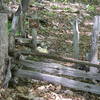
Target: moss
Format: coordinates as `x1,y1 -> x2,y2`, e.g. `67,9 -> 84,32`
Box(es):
26,56 -> 43,61
51,5 -> 60,10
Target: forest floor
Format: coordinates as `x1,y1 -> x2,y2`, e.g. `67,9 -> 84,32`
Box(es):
1,1 -> 100,100
27,0 -> 100,60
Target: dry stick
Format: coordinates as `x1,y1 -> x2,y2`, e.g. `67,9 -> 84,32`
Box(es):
18,51 -> 100,68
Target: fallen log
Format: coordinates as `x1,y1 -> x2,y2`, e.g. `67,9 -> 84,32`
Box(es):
15,37 -> 42,48
15,37 -> 33,48
18,51 -> 100,68
14,69 -> 100,95
18,59 -> 100,81
15,37 -> 42,44
15,37 -> 32,44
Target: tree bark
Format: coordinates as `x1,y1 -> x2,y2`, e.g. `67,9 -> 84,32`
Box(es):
0,13 -> 9,87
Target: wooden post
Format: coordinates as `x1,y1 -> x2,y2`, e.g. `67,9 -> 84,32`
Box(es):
9,4 -> 20,52
72,19 -> 80,59
32,28 -> 37,50
89,16 -> 100,74
31,11 -> 38,50
0,13 -> 9,87
9,0 -> 30,51
19,0 -> 30,37
19,13 -> 24,36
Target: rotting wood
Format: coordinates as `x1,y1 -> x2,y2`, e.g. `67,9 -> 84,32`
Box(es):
15,51 -> 100,68
18,59 -> 100,81
14,69 -> 100,95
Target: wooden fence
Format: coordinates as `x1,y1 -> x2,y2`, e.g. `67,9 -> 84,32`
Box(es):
14,16 -> 100,95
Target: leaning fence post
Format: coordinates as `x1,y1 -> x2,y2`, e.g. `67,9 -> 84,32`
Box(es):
89,16 -> 100,73
72,19 -> 80,59
32,28 -> 37,50
31,11 -> 38,50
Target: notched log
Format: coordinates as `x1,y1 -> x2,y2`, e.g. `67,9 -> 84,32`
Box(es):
18,59 -> 100,81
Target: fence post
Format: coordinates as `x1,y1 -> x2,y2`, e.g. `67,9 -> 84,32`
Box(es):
72,19 -> 80,59
89,16 -> 100,73
32,28 -> 37,50
31,11 -> 38,50
0,13 -> 9,87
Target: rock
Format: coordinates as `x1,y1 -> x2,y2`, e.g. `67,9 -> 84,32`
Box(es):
61,98 -> 72,100
64,90 -> 73,96
7,97 -> 13,100
37,86 -> 47,92
37,47 -> 48,53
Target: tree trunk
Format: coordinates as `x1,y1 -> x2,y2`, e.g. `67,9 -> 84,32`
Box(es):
0,13 -> 8,87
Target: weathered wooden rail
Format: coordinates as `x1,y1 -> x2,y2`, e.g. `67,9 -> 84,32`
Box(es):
19,59 -> 100,81
18,51 -> 100,68
14,59 -> 100,95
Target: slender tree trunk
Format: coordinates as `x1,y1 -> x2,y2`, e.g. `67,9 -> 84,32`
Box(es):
0,13 -> 8,87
